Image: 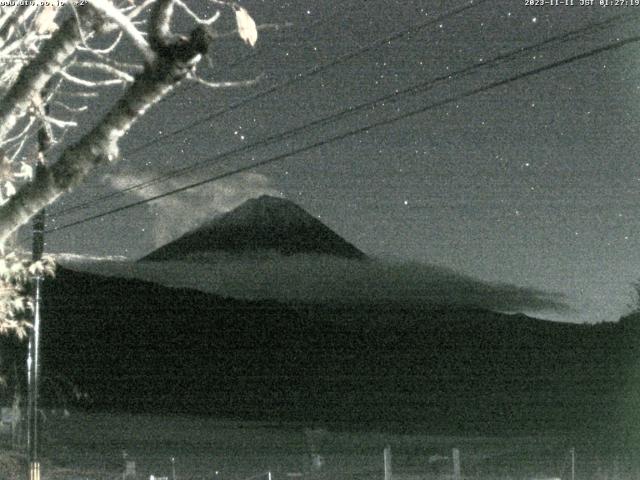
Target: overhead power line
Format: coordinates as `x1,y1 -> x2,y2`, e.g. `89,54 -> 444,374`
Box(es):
146,0 -> 366,110
121,0 -> 488,156
48,10 -> 637,220
48,0 -> 487,219
45,32 -> 640,235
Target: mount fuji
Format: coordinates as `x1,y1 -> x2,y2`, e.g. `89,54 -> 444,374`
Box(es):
141,195 -> 366,261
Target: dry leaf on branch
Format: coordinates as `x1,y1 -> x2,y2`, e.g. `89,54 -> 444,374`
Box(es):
234,6 -> 258,47
34,5 -> 59,35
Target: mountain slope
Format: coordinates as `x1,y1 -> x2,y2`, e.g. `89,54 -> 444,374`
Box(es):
25,266 -> 634,437
141,195 -> 366,261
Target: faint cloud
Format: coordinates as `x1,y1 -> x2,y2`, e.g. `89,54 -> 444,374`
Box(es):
53,253 -> 128,263
104,170 -> 279,247
66,254 -> 569,316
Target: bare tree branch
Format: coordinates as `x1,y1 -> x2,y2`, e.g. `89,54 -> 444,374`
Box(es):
0,23 -> 210,243
73,61 -> 136,82
52,101 -> 89,114
8,137 -> 28,163
0,6 -> 19,38
0,0 -> 262,334
89,0 -> 155,63
0,10 -> 100,143
43,116 -> 78,129
126,0 -> 157,20
0,118 -> 36,148
77,31 -> 123,54
59,70 -> 126,87
175,0 -> 221,26
0,5 -> 38,45
149,0 -> 176,49
57,91 -> 99,99
189,72 -> 262,89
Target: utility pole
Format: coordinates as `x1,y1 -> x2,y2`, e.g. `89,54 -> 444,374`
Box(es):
27,94 -> 50,480
452,448 -> 461,480
27,199 -> 45,480
383,446 -> 392,480
571,447 -> 575,480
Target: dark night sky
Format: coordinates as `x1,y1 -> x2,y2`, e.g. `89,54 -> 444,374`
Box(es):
26,0 -> 640,322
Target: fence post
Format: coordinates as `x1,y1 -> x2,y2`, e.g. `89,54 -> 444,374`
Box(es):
124,460 -> 136,480
613,455 -> 620,480
384,446 -> 392,480
452,448 -> 461,480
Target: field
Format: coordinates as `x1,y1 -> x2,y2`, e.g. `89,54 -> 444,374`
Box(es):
0,411 -> 624,480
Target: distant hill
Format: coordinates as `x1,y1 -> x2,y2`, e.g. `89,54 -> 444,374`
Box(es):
29,266 -> 638,440
18,197 -> 638,441
141,195 -> 366,261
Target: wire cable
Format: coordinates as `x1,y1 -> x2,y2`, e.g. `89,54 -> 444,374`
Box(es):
45,32 -> 640,234
48,10 -> 638,219
120,0 -> 488,156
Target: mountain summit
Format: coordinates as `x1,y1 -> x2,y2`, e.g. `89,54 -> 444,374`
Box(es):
141,195 -> 366,261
